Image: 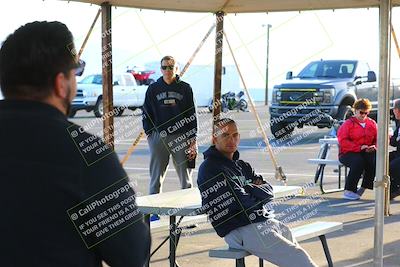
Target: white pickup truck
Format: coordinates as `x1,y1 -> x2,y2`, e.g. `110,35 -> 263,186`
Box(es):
70,73 -> 147,117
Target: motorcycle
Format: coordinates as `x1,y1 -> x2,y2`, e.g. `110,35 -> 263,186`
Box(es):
208,90 -> 248,113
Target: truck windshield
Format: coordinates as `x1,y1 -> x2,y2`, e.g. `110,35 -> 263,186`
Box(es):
78,74 -> 127,85
79,75 -> 102,84
297,61 -> 356,79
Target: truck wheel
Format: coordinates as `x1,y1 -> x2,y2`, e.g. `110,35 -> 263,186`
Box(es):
68,109 -> 77,118
115,107 -> 124,117
337,105 -> 353,121
94,98 -> 103,118
270,121 -> 294,139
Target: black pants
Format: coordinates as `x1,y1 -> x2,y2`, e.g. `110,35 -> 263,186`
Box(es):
389,150 -> 400,162
339,152 -> 376,192
389,151 -> 400,193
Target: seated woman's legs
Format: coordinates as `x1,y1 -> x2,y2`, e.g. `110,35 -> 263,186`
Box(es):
339,152 -> 366,192
360,152 -> 376,190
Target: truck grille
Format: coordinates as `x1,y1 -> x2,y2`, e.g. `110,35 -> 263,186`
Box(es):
280,89 -> 316,106
76,89 -> 84,97
273,108 -> 316,115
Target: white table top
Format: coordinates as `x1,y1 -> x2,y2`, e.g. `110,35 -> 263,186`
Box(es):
136,185 -> 302,216
319,138 -> 338,144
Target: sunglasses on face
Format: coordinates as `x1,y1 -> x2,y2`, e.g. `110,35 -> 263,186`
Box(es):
359,110 -> 370,115
161,65 -> 174,70
75,59 -> 86,76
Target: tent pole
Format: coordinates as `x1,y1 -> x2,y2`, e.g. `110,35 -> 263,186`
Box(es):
101,2 -> 114,149
391,23 -> 400,60
120,132 -> 144,165
223,31 -> 287,184
180,23 -> 216,77
78,8 -> 101,58
212,11 -> 224,134
374,0 -> 391,266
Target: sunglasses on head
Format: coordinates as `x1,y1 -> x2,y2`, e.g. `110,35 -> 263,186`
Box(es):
75,59 -> 86,76
161,65 -> 174,70
359,110 -> 369,115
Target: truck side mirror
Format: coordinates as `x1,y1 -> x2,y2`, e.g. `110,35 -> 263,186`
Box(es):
367,71 -> 376,82
286,71 -> 293,80
353,76 -> 362,85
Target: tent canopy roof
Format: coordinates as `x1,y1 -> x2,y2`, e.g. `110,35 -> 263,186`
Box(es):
63,0 -> 400,13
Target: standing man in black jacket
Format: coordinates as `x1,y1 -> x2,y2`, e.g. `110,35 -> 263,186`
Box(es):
0,21 -> 150,267
389,99 -> 400,199
142,56 -> 197,205
197,118 -> 317,267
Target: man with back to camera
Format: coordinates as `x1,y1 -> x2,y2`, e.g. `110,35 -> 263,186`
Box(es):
0,21 -> 150,267
197,118 -> 318,267
142,56 -> 197,220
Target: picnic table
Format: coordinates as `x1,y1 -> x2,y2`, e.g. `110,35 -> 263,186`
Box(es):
136,186 -> 303,267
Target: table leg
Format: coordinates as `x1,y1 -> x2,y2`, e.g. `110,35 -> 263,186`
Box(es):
319,235 -> 333,267
170,215 -> 177,267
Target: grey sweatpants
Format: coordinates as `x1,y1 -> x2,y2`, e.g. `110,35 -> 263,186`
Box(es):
147,131 -> 193,194
224,219 -> 318,267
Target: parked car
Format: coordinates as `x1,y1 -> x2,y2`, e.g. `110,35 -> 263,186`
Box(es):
269,59 -> 400,138
71,73 -> 147,118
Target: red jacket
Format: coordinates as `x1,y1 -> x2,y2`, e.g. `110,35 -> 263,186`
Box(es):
337,116 -> 377,157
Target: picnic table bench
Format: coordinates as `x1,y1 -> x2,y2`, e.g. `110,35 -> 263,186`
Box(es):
307,137 -> 346,194
209,221 -> 343,267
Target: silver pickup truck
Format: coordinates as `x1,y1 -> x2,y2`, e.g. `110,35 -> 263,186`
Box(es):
269,59 -> 400,139
70,73 -> 147,117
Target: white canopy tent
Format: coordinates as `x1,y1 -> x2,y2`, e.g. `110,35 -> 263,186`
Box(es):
63,0 -> 400,12
61,1 -> 396,266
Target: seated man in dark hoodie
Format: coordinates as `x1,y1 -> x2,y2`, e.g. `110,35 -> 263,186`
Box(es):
197,118 -> 317,267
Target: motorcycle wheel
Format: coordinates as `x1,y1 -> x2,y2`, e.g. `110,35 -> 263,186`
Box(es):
222,101 -> 229,113
208,99 -> 214,113
238,99 -> 248,111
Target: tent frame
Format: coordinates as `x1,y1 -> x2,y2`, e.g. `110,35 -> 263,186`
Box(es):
63,1 -> 393,266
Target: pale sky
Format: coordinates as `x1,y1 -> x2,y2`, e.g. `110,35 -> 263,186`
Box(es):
1,0 -> 400,90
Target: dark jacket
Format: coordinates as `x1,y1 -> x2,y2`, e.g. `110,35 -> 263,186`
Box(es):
389,122 -> 400,161
197,146 -> 274,237
142,75 -> 197,137
0,100 -> 150,267
390,123 -> 400,151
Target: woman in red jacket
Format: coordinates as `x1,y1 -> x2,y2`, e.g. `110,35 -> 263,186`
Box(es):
337,99 -> 377,200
